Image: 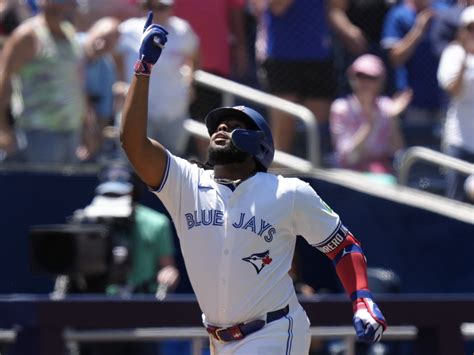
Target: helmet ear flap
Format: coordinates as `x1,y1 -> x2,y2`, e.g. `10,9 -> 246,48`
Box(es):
205,106 -> 274,168
231,129 -> 266,161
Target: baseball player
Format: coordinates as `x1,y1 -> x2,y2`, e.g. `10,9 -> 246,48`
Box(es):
120,12 -> 387,354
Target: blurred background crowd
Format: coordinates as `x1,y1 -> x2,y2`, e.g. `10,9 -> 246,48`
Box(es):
0,1 -> 473,354
0,0 -> 473,201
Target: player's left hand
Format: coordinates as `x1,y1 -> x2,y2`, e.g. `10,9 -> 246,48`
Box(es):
352,297 -> 387,342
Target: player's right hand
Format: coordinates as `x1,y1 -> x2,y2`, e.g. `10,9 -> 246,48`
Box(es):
139,12 -> 168,65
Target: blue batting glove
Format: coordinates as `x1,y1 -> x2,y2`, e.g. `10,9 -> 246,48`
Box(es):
134,12 -> 168,75
352,295 -> 387,343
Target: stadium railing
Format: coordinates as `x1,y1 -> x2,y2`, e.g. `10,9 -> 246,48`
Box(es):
192,70 -> 320,167
61,325 -> 418,355
1,294 -> 474,355
397,146 -> 474,187
184,118 -> 314,173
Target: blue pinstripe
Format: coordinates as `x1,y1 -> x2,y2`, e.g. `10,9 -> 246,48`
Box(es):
285,315 -> 294,355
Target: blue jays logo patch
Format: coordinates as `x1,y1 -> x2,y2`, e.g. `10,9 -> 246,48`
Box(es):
242,250 -> 273,274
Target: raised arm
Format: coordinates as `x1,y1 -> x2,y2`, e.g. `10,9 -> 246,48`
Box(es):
388,8 -> 434,67
327,0 -> 368,55
0,23 -> 36,153
119,12 -> 169,189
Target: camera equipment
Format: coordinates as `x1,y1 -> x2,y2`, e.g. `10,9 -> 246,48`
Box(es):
29,194 -> 135,293
29,223 -> 110,276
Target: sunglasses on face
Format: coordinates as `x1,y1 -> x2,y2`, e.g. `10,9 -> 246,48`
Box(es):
465,24 -> 474,32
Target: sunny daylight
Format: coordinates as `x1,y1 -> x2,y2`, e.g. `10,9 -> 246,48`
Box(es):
0,0 -> 473,355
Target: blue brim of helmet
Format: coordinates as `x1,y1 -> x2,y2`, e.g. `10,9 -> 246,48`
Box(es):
205,107 -> 259,136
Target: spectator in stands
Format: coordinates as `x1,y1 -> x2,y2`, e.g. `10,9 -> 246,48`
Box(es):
328,0 -> 396,95
173,0 -> 249,160
79,17 -> 120,162
253,0 -> 337,158
330,54 -> 412,174
431,0 -> 474,57
0,1 -> 21,46
381,0 -> 449,147
437,6 -> 474,202
0,0 -> 24,161
115,0 -> 199,157
0,0 -> 89,164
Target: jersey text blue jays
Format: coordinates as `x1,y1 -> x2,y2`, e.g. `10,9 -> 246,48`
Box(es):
184,210 -> 275,242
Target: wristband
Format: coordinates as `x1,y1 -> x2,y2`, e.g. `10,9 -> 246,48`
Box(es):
134,59 -> 153,76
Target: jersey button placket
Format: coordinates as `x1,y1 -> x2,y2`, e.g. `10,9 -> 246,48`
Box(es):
218,198 -> 236,322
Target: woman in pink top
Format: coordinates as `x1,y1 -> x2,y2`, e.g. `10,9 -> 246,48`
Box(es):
330,54 -> 412,173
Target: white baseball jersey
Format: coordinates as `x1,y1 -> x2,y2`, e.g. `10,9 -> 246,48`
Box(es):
153,153 -> 341,327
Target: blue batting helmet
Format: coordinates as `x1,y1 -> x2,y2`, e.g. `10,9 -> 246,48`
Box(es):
204,106 -> 275,169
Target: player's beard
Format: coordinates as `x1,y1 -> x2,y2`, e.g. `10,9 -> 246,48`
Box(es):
208,141 -> 250,166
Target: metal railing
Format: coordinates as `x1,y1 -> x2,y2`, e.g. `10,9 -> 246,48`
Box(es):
2,294 -> 474,355
183,119 -> 314,173
193,70 -> 320,167
63,326 -> 418,355
5,322 -> 474,355
397,146 -> 474,186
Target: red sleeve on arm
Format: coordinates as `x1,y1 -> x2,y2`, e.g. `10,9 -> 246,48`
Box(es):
326,233 -> 370,299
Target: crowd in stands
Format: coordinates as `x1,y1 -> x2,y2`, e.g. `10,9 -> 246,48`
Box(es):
0,0 -> 472,203
0,2 -> 471,354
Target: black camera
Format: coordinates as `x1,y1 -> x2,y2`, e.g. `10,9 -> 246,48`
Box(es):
29,194 -> 135,293
29,223 -> 111,277
29,164 -> 144,294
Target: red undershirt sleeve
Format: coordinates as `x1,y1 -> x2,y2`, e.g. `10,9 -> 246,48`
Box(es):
324,231 -> 370,300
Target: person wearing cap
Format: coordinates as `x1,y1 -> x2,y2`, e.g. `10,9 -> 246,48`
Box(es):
431,0 -> 474,57
381,0 -> 449,147
120,13 -> 387,353
93,164 -> 179,297
437,6 -> 474,202
330,54 -> 412,174
114,0 -> 199,157
76,164 -> 180,355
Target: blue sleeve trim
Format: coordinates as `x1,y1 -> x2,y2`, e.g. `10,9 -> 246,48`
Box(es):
332,244 -> 364,266
156,152 -> 171,192
149,151 -> 170,193
350,289 -> 373,302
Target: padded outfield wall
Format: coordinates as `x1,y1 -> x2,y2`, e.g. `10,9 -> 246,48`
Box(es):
0,169 -> 472,294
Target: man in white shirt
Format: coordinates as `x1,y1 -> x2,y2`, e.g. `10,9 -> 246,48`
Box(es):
115,0 -> 199,156
437,6 -> 474,202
